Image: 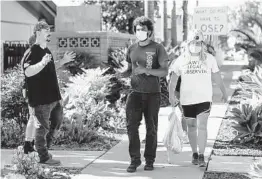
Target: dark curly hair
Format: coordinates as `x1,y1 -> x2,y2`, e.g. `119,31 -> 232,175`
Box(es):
133,16 -> 154,37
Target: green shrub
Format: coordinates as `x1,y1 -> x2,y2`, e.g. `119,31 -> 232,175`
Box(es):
1,119 -> 25,148
231,102 -> 262,144
108,47 -> 127,68
1,66 -> 28,147
54,68 -> 126,145
160,77 -> 170,107
238,66 -> 262,96
106,47 -> 130,104
1,63 -> 126,149
3,147 -> 72,179
62,50 -> 102,75
230,64 -> 262,144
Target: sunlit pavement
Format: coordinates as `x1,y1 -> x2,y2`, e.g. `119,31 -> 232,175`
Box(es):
0,61 -> 245,179
73,61 -> 244,179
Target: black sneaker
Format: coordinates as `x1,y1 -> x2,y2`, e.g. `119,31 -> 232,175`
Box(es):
39,158 -> 61,166
127,160 -> 141,173
198,154 -> 206,167
24,141 -> 35,154
192,153 -> 199,165
144,162 -> 154,171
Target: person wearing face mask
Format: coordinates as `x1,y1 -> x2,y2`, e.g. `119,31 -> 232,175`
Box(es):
22,21 -> 76,165
168,30 -> 228,167
119,16 -> 169,173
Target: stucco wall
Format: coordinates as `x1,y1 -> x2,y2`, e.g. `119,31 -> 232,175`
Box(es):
1,1 -> 38,42
55,5 -> 102,32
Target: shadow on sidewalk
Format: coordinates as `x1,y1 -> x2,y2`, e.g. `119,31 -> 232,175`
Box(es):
78,141 -> 216,179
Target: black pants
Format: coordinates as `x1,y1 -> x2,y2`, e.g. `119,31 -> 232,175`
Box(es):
126,91 -> 160,163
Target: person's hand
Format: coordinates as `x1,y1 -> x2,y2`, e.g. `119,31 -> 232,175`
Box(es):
169,96 -> 179,107
175,91 -> 180,100
62,51 -> 76,64
222,93 -> 228,103
133,62 -> 147,75
42,54 -> 52,65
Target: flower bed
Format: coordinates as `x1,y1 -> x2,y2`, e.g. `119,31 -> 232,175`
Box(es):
1,66 -> 28,148
204,64 -> 262,179
213,65 -> 262,156
1,147 -> 80,179
1,65 -> 127,150
1,61 -> 128,178
202,172 -> 250,179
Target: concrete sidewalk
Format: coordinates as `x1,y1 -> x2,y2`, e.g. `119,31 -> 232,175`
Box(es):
72,63 -> 244,179
72,105 -> 226,179
0,61 -> 244,179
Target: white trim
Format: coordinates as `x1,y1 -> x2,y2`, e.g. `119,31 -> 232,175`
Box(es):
38,1 -> 56,17
1,20 -> 35,26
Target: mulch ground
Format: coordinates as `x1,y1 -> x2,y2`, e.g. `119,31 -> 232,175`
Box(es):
204,86 -> 262,179
203,172 -> 251,179
212,88 -> 262,156
213,118 -> 262,157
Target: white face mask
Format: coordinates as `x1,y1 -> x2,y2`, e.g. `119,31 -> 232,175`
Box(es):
136,31 -> 148,41
189,44 -> 202,54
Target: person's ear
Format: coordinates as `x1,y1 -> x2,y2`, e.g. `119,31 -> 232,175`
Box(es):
148,31 -> 152,37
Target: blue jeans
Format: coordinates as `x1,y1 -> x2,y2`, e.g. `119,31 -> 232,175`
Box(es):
32,101 -> 63,162
126,92 -> 160,163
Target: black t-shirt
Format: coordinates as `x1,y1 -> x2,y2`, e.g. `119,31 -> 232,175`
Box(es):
126,41 -> 168,93
23,44 -> 61,107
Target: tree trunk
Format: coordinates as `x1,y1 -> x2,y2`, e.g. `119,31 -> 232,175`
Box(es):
161,0 -> 168,46
182,0 -> 188,41
171,0 -> 177,47
196,0 -> 199,7
144,0 -> 155,21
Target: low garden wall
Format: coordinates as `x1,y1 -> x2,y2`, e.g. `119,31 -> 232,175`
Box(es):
48,31 -> 136,63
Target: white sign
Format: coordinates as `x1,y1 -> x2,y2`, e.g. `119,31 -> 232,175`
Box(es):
193,6 -> 228,35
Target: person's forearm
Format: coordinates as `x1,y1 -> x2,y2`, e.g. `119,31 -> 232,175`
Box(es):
169,82 -> 176,100
146,68 -> 168,77
169,75 -> 178,100
54,59 -> 66,70
25,60 -> 47,77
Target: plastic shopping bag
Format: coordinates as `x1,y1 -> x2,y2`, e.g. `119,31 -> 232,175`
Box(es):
163,107 -> 184,155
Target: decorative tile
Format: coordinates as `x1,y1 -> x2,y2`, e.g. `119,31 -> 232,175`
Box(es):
58,38 -> 68,48
80,38 -> 89,47
69,38 -> 78,47
58,37 -> 100,48
91,38 -> 100,47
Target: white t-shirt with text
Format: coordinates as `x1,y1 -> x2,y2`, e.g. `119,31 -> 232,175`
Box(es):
170,53 -> 219,105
